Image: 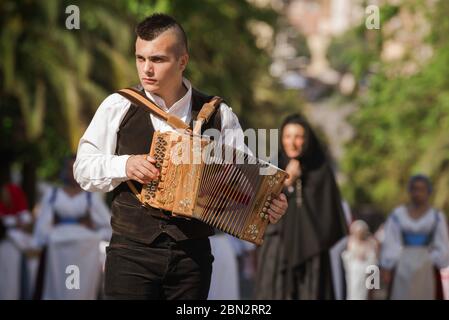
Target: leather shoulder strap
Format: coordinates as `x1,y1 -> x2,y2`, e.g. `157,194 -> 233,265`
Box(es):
193,96 -> 223,135
117,88 -> 191,132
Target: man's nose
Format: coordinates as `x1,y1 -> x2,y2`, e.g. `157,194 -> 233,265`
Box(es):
144,60 -> 154,74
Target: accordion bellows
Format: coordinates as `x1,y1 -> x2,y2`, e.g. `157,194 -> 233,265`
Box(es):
141,131 -> 288,245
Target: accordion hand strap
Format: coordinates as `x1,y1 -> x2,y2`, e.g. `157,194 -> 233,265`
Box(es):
117,88 -> 191,132
193,96 -> 223,135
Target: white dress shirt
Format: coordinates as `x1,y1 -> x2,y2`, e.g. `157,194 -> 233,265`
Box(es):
74,78 -> 247,193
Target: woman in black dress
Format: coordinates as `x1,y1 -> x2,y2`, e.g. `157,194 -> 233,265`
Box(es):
255,114 -> 348,299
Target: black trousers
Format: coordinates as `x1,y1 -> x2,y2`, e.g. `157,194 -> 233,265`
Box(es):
104,232 -> 214,300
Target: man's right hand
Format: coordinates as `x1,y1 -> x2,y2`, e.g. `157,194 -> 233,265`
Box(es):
126,155 -> 159,184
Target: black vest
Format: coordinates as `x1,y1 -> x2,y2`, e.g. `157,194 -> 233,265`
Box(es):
111,86 -> 221,244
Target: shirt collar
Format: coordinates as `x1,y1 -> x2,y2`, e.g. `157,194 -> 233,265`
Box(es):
144,78 -> 192,116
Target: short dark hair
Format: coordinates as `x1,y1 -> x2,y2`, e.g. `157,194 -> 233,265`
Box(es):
135,13 -> 188,55
408,174 -> 433,194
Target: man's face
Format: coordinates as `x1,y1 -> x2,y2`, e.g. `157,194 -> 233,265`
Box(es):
135,30 -> 188,97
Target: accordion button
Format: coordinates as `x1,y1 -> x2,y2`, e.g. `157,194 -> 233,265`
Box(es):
265,201 -> 270,207
262,207 -> 267,213
264,214 -> 269,220
259,212 -> 264,218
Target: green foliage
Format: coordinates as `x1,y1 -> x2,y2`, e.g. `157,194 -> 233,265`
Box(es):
327,25 -> 380,80
1,0 -> 301,184
0,0 -> 137,180
327,3 -> 401,81
339,0 -> 449,214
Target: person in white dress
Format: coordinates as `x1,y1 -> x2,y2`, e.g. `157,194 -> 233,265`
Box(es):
380,174 -> 449,300
341,220 -> 378,300
208,232 -> 240,300
33,156 -> 112,300
0,157 -> 36,300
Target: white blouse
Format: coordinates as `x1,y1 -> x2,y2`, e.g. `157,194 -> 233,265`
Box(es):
74,78 -> 248,193
380,205 -> 449,269
33,188 -> 112,246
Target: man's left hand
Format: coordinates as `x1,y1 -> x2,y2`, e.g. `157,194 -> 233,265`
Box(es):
267,193 -> 288,224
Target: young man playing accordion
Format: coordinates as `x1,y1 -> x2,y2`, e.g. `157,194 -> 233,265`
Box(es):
74,13 -> 287,300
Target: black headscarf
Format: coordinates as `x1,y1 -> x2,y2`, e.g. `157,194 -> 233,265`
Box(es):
278,114 -> 348,270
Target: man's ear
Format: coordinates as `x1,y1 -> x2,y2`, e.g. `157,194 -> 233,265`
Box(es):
179,53 -> 189,71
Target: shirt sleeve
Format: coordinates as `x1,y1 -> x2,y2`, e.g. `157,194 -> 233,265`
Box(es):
380,212 -> 403,270
216,103 -> 253,155
74,93 -> 132,193
430,211 -> 449,269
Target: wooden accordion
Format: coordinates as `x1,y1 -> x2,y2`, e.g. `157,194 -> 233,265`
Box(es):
139,131 -> 288,245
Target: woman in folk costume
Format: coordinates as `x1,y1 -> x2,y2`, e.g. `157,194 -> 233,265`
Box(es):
341,220 -> 378,300
380,175 -> 449,300
208,231 -> 240,300
255,114 -> 348,299
33,155 -> 112,300
0,157 -> 35,300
